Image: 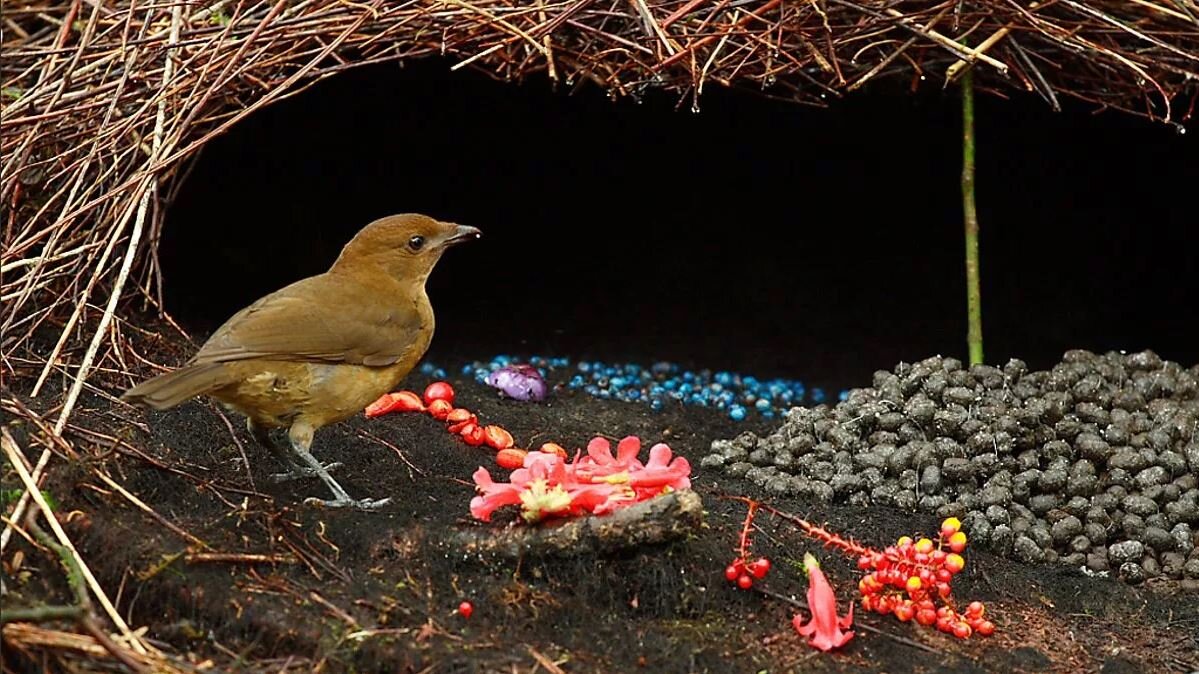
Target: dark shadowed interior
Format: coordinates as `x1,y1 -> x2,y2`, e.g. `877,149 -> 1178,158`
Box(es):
162,58 -> 1198,390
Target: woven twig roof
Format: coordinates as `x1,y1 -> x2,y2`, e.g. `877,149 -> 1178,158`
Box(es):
2,0 -> 1197,424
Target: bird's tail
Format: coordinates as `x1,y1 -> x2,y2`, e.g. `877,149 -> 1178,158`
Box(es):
121,362 -> 230,410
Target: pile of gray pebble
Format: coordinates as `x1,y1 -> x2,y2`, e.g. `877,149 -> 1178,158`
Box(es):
701,350 -> 1199,583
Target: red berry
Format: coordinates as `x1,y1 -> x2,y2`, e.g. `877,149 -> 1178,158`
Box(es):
749,558 -> 771,579
936,617 -> 954,633
916,608 -> 937,626
976,620 -> 995,636
725,565 -> 739,582
915,538 -> 935,554
905,576 -> 923,593
446,408 -> 474,424
458,600 -> 473,619
940,517 -> 962,538
857,555 -> 873,570
424,381 -> 455,406
937,582 -> 952,599
737,574 -> 753,590
936,568 -> 953,583
427,398 -> 453,420
966,601 -> 985,616
948,531 -> 968,553
944,553 -> 965,574
952,622 -> 972,639
894,602 -> 915,622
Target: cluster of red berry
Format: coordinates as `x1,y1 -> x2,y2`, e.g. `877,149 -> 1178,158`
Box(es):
724,557 -> 772,590
723,501 -> 773,590
855,517 -> 994,638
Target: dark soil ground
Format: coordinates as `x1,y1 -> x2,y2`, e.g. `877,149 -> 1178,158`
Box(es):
3,328 -> 1198,674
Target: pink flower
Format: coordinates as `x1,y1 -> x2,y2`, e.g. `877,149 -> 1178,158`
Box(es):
469,437 -> 694,523
793,553 -> 854,652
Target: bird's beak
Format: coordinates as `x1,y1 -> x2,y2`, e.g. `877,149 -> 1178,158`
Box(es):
444,224 -> 481,247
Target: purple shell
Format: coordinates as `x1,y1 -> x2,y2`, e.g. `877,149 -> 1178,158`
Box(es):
485,364 -> 548,401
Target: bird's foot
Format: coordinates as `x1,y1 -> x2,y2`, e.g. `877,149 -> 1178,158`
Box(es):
268,462 -> 344,483
303,496 -> 392,511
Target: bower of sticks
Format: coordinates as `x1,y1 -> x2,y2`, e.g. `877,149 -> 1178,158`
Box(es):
3,2 -> 1199,673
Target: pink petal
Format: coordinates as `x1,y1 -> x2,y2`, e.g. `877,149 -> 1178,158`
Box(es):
586,437 -> 614,464
470,486 -> 523,521
615,436 -> 641,464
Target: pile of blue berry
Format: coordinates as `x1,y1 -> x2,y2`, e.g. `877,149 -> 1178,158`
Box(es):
420,355 -> 846,421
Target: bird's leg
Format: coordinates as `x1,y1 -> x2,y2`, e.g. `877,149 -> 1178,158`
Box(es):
247,419 -> 343,483
286,422 -> 391,511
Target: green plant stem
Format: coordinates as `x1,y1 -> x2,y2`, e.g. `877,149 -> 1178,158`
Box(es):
961,69 -> 983,366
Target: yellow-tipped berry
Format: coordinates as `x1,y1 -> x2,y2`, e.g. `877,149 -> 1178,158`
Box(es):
948,531 -> 968,553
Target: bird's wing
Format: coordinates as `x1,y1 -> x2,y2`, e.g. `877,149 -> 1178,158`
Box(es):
191,274 -> 427,367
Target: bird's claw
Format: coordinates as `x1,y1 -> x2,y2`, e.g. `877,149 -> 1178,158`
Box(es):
303,496 -> 392,511
268,462 -> 344,483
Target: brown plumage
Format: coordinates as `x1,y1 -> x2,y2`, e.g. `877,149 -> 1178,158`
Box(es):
123,213 -> 480,510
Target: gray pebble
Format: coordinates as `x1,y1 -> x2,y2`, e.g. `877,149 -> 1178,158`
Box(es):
1136,466 -> 1170,489
1108,540 -> 1144,564
990,524 -> 1014,556
1171,524 -> 1194,554
1186,557 -> 1199,579
1086,551 -> 1110,572
1051,516 -> 1083,543
1084,522 -> 1108,547
1142,526 -> 1174,552
1014,535 -> 1044,563
942,457 -> 974,482
725,461 -> 752,478
1123,495 -> 1159,517
1119,561 -> 1146,584
1161,552 -> 1186,577
1122,513 -> 1146,538
700,454 -> 726,469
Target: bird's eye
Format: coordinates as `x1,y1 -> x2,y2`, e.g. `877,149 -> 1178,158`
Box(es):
408,235 -> 425,251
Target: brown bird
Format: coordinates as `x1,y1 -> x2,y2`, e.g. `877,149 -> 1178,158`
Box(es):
122,213 -> 480,510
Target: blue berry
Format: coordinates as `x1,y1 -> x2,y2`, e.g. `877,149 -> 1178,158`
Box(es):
729,405 -> 747,421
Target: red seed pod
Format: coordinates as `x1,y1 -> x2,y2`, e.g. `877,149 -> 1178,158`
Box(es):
448,416 -> 478,434
424,381 -> 455,406
365,390 -> 425,417
496,448 -> 528,470
446,408 -> 474,424
463,425 -> 486,446
539,442 -> 568,459
427,399 -> 453,420
483,425 -> 515,451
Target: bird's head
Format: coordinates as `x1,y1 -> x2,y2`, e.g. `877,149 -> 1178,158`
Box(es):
331,213 -> 481,282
